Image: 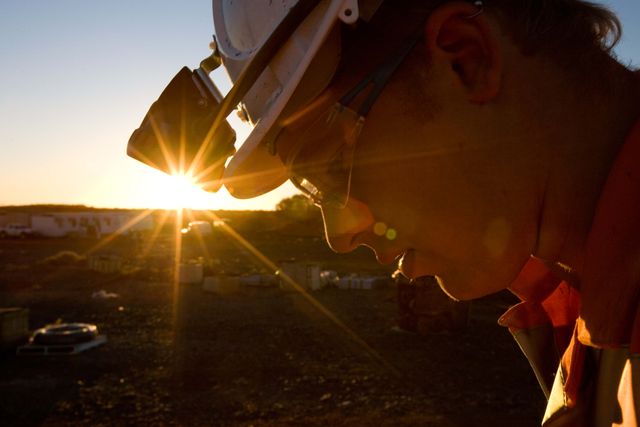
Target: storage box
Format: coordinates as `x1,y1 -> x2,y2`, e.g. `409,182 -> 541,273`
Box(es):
0,308 -> 29,347
202,276 -> 240,294
88,255 -> 123,273
178,263 -> 203,284
278,261 -> 321,291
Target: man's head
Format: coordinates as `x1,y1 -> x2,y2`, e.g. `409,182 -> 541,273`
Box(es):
216,0 -> 628,299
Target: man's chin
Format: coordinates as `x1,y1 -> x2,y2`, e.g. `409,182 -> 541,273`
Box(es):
398,251 -> 501,301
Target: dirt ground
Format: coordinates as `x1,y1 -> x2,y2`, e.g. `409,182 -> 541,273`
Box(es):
0,225 -> 547,426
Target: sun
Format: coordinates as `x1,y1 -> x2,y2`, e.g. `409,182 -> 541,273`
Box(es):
166,173 -> 218,210
141,170 -> 219,211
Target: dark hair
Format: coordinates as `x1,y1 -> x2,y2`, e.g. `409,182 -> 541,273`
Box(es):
363,0 -> 621,62
487,0 -> 621,55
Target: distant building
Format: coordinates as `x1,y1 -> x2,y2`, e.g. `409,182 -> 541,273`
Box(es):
0,211 -> 154,238
0,212 -> 30,228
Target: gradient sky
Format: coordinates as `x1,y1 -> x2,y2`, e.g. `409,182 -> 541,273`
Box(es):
1,1 -> 639,210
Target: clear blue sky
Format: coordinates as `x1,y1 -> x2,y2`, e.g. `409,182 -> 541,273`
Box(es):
1,0 -> 639,210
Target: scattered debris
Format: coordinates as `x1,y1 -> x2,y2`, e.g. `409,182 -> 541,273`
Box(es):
41,250 -> 86,267
91,290 -> 119,299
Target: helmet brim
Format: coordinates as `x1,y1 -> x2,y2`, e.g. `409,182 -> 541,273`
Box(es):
215,0 -> 357,199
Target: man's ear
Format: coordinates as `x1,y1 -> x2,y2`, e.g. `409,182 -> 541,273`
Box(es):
423,2 -> 502,103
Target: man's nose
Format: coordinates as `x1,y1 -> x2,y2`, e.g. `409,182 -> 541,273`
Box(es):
320,198 -> 374,253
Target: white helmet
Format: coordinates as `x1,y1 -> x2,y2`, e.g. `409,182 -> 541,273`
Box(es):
128,1 -> 481,198
125,0 -> 385,195
214,0 -> 385,198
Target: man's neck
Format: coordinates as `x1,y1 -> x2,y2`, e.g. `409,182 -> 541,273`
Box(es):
533,59 -> 640,275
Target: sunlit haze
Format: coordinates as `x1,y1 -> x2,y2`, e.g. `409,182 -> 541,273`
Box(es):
1,0 -> 639,210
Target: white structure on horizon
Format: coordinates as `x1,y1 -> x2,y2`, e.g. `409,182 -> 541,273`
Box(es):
29,212 -> 153,238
